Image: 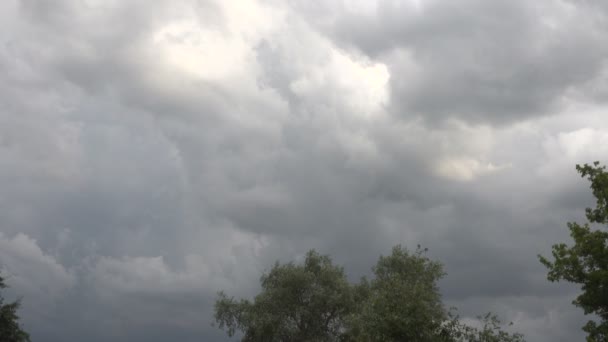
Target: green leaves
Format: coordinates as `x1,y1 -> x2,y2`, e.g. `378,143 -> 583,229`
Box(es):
539,161 -> 608,341
214,246 -> 524,342
349,245 -> 446,342
444,312 -> 524,342
0,273 -> 31,342
578,162 -> 608,225
214,250 -> 355,341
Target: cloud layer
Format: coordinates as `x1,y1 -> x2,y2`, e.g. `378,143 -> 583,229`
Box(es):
1,0 -> 608,341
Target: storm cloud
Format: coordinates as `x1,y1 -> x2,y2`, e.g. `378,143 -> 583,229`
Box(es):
1,0 -> 607,341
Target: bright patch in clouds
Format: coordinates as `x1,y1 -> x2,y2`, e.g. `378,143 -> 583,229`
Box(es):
152,0 -> 283,80
435,157 -> 506,181
289,50 -> 390,117
557,128 -> 608,158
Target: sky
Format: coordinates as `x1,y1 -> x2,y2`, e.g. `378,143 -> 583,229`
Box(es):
1,0 -> 608,341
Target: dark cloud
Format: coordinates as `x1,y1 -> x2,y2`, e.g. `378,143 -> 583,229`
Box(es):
1,0 -> 607,341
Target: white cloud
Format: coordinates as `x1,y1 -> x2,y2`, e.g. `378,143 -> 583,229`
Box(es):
0,233 -> 75,300
289,50 -> 390,118
557,128 -> 608,158
435,157 -> 506,181
90,225 -> 272,298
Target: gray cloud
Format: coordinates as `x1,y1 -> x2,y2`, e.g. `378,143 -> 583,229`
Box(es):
290,0 -> 608,124
1,0 -> 607,341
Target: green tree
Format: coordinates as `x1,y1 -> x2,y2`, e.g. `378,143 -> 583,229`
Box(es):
346,246 -> 523,342
214,250 -> 356,341
214,246 -> 524,341
0,272 -> 30,342
540,161 -> 608,341
347,246 -> 447,341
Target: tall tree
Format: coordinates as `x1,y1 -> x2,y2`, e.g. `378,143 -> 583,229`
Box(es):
214,250 -> 355,341
347,246 -> 447,341
347,246 -> 523,342
540,161 -> 608,341
0,272 -> 30,342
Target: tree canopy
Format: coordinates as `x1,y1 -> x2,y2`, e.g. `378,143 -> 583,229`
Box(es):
540,161 -> 608,341
346,246 -> 446,341
0,272 -> 30,342
214,245 -> 523,341
215,250 -> 355,341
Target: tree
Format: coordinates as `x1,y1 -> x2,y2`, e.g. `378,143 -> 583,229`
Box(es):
214,250 -> 356,341
215,246 -> 523,341
540,161 -> 608,341
0,272 -> 30,342
345,246 -> 523,342
346,246 -> 447,341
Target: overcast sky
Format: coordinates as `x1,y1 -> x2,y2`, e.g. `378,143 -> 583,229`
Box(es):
1,0 -> 608,341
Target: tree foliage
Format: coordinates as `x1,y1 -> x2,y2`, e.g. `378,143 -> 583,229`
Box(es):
445,312 -> 523,342
0,272 -> 30,342
347,246 -> 447,341
214,246 -> 523,341
214,250 -> 355,341
540,161 -> 608,341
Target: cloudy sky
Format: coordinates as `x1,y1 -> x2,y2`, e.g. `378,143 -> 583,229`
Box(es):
1,0 -> 608,341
